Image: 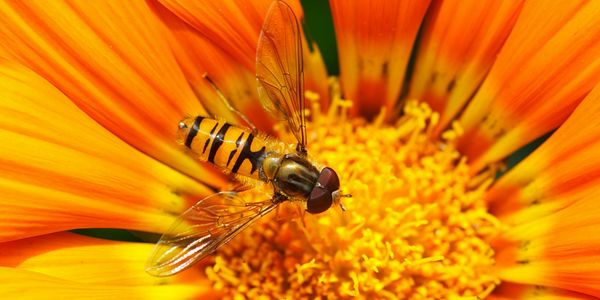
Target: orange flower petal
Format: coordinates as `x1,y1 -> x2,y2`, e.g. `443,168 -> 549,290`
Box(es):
484,86 -> 600,297
0,0 -> 227,188
330,0 -> 431,119
0,62 -> 210,241
150,2 -> 275,132
158,0 -> 274,70
486,83 -> 600,217
301,34 -> 332,109
408,0 -> 524,135
456,0 -> 600,171
490,283 -> 596,300
157,0 -> 330,108
0,232 -> 209,285
494,190 -> 600,298
0,267 -> 218,299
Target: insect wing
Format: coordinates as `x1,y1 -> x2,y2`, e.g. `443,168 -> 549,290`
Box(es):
256,1 -> 307,148
145,192 -> 277,276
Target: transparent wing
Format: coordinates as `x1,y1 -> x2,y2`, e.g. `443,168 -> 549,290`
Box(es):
145,192 -> 278,277
256,0 -> 307,149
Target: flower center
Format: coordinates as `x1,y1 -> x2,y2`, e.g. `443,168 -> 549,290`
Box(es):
205,91 -> 501,298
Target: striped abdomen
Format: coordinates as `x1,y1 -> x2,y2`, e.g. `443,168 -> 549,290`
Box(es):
177,116 -> 268,180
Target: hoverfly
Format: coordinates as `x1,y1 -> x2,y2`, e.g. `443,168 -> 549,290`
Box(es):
146,0 -> 349,277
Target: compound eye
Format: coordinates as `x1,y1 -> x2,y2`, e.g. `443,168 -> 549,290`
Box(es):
318,167 -> 340,191
307,187 -> 333,214
306,167 -> 340,214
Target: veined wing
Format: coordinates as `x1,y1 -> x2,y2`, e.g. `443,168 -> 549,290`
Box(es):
256,1 -> 307,151
145,192 -> 278,277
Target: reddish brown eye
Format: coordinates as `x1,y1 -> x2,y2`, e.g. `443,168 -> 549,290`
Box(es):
318,167 -> 340,191
307,167 -> 340,214
307,187 -> 332,214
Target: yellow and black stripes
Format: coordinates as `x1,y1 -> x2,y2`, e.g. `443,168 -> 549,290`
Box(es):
179,116 -> 268,180
207,122 -> 231,164
231,132 -> 266,175
184,116 -> 204,148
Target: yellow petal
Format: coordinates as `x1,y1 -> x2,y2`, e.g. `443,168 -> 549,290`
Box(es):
486,83 -> 600,217
0,267 -> 219,300
0,62 -> 210,241
330,0 -> 431,119
0,232 -> 209,285
408,0 -> 525,135
0,0 -> 227,188
457,0 -> 600,171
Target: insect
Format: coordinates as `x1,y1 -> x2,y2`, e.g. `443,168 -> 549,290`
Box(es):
145,0 -> 349,277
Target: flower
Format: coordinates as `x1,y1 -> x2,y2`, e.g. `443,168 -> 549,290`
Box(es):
0,0 -> 599,299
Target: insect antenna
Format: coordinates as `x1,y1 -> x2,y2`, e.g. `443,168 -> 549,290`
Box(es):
333,191 -> 352,212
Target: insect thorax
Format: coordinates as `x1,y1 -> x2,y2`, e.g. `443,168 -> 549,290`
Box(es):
261,153 -> 319,200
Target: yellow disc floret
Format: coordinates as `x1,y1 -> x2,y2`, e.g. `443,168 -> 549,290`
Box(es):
206,84 -> 501,299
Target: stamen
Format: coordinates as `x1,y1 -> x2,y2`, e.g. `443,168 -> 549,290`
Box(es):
205,80 -> 500,298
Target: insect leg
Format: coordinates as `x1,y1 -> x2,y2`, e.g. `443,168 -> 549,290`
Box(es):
297,204 -> 307,228
203,73 -> 258,134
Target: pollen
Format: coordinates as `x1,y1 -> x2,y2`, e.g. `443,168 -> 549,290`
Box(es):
205,86 -> 501,299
